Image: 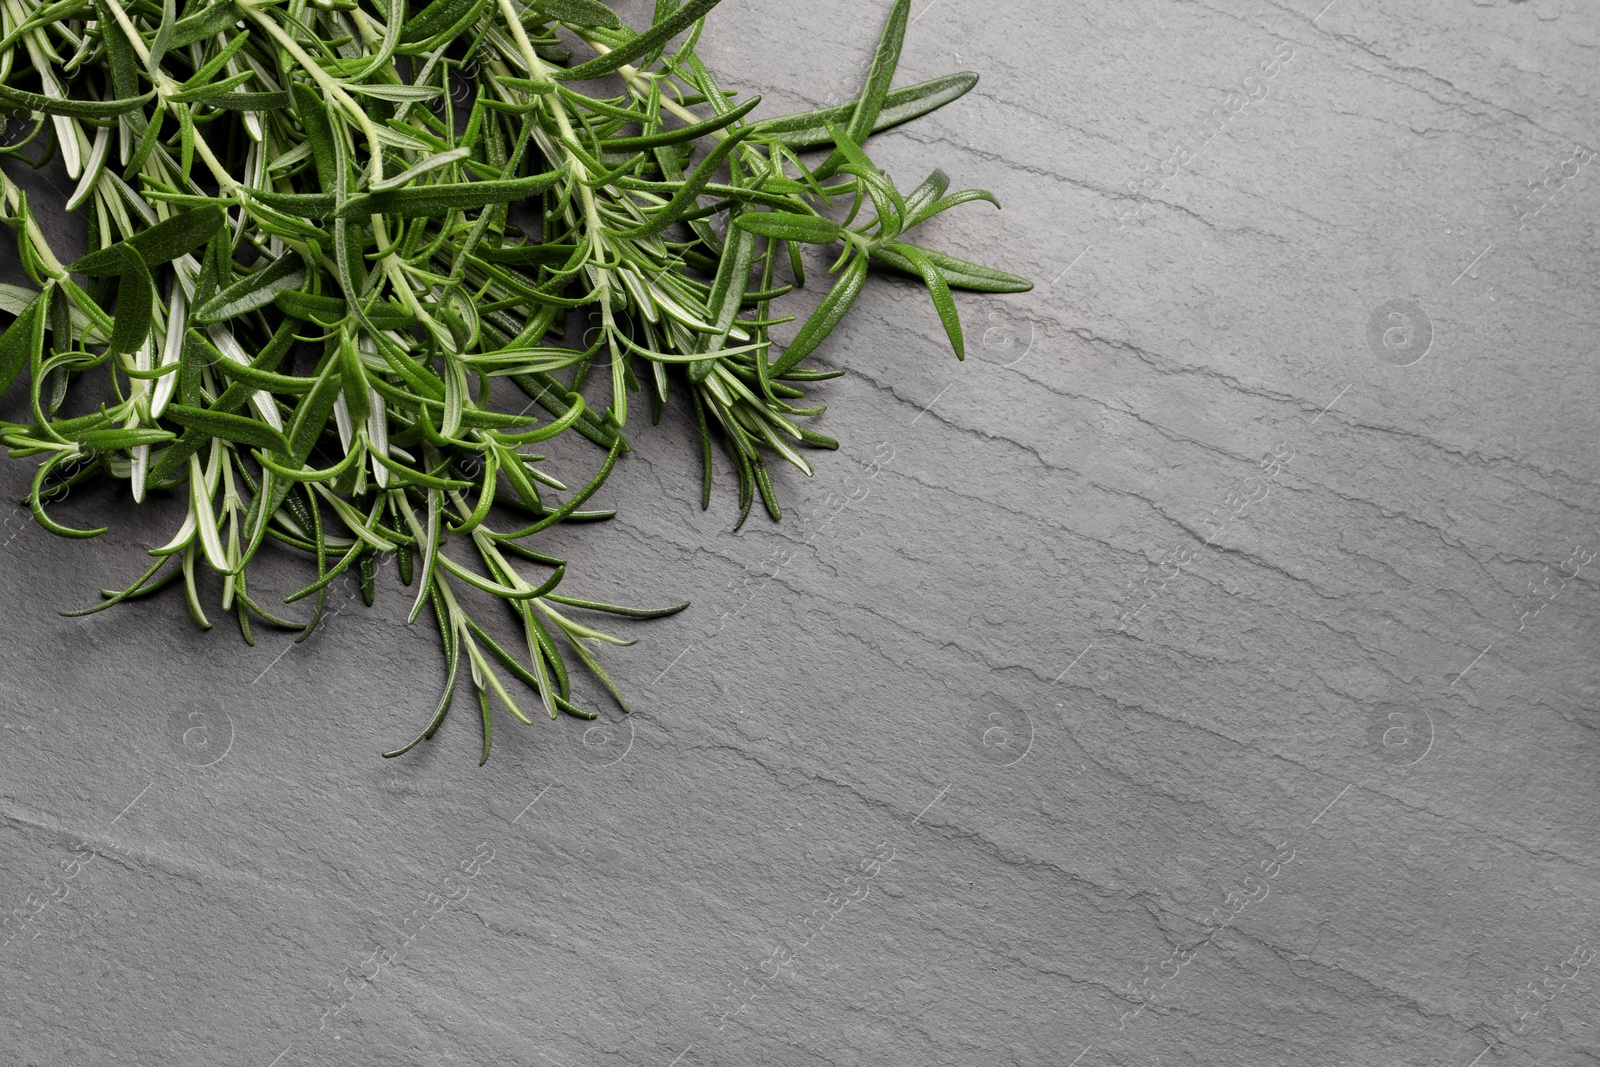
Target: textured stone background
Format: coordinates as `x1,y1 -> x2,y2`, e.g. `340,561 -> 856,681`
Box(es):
3,0 -> 1599,1064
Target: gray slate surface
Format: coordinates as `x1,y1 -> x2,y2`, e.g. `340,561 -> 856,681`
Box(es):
4,0 -> 1600,1064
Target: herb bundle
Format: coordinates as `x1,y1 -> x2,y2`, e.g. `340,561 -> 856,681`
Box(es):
0,0 -> 1029,760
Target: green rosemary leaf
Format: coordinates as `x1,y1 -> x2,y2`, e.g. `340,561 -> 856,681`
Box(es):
868,243 -> 1034,293
77,428 -> 177,450
67,128 -> 113,214
193,253 -> 307,324
692,217 -> 755,376
0,284 -> 40,318
170,2 -> 246,49
553,0 -> 723,81
770,253 -> 869,375
29,452 -> 107,538
400,0 -> 494,46
528,0 -> 624,27
286,357 -> 346,467
122,98 -> 168,181
176,103 -> 196,183
733,211 -> 841,244
180,36 -> 254,94
93,246 -> 155,355
747,72 -> 978,147
274,291 -> 413,329
73,207 -> 224,271
353,170 -> 569,218
602,93 -> 760,151
204,92 -> 292,112
814,0 -> 909,179
163,404 -> 293,455
752,456 -> 781,521
543,593 -> 690,618
617,125 -> 754,238
148,0 -> 180,72
891,241 -> 965,359
0,294 -> 44,397
97,0 -> 146,146
243,187 -> 337,219
291,82 -> 340,189
207,355 -> 318,396
337,331 -> 371,430
58,557 -> 177,618
0,83 -> 155,119
903,169 -> 951,222
345,83 -> 443,103
381,582 -> 458,757
370,148 -> 473,192
169,70 -> 261,104
906,186 -> 1003,228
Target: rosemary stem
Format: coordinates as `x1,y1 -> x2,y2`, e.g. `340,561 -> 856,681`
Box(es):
495,0 -> 606,256
234,0 -> 387,185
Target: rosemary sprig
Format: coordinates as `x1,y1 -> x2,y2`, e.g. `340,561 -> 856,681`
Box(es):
0,0 -> 1030,761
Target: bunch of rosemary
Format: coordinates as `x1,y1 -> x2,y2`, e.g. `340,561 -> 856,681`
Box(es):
0,0 -> 1029,760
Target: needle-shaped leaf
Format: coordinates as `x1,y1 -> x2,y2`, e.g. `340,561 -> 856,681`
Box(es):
29,452 -> 107,538
813,0 -> 910,180
528,0 -> 624,27
95,0 -> 146,148
291,82 -> 340,190
66,126 -> 112,212
344,83 -> 443,103
748,72 -> 978,147
602,93 -> 759,151
733,211 -> 841,245
553,0 -> 723,81
168,69 -> 260,103
354,170 -> 569,218
203,91 -> 290,112
0,83 -> 153,118
905,186 -> 1002,229
0,293 -> 44,396
193,253 -> 307,324
889,240 -> 964,359
71,207 -> 224,272
770,252 -> 869,375
370,148 -> 472,192
903,169 -> 950,222
617,125 -> 754,238
869,243 -> 1033,292
122,97 -> 167,180
148,0 -> 179,71
170,1 -> 244,49
164,403 -> 292,454
400,0 -> 494,45
81,245 -> 156,355
77,427 -> 176,450
688,217 -> 756,380
176,33 -> 251,94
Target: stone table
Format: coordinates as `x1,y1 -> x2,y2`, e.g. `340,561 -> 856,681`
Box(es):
2,0 -> 1597,1064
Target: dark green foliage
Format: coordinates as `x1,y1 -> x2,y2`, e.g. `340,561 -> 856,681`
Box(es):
0,0 -> 1027,760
